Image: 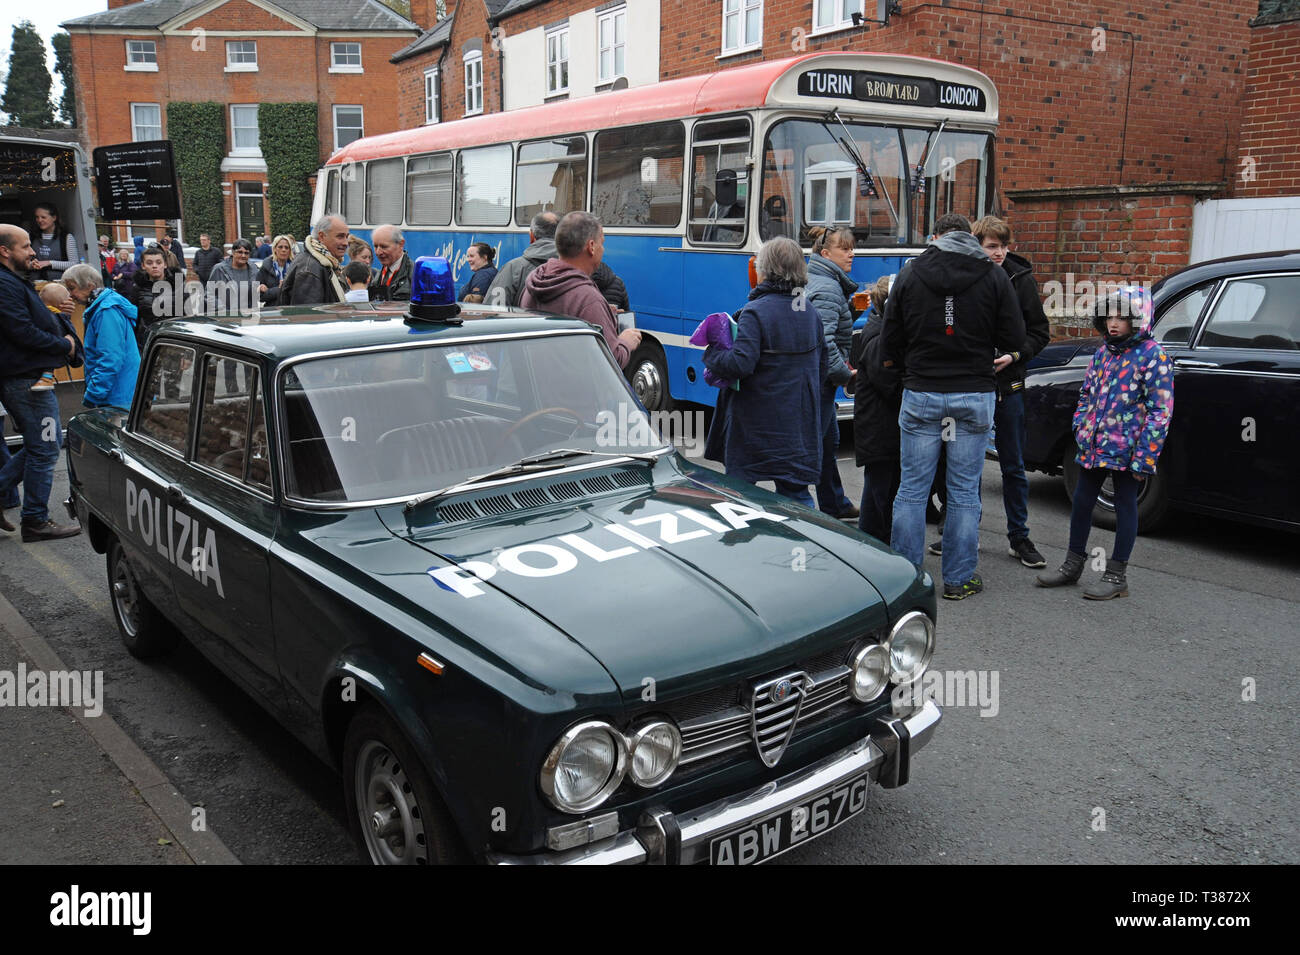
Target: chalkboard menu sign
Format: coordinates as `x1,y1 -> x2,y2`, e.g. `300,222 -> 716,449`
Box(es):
94,140 -> 181,220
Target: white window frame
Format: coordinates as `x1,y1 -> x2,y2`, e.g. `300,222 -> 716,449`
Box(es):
803,160 -> 856,226
597,6 -> 627,84
125,39 -> 158,72
330,41 -> 363,73
812,0 -> 864,35
424,67 -> 440,125
333,105 -> 364,151
225,40 -> 258,72
230,104 -> 261,157
463,51 -> 484,117
721,0 -> 763,56
131,103 -> 162,142
546,27 -> 570,96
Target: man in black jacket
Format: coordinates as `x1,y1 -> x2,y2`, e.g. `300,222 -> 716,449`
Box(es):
0,225 -> 82,540
192,234 -> 225,286
972,216 -> 1052,568
880,213 -> 1024,599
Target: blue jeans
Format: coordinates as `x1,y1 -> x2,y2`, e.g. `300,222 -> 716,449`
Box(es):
0,378 -> 61,525
891,390 -> 995,586
993,390 -> 1029,543
814,384 -> 852,515
730,467 -> 815,510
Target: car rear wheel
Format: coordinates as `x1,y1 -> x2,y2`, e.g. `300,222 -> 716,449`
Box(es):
1062,443 -> 1170,533
626,340 -> 673,414
107,538 -> 177,659
343,705 -> 467,866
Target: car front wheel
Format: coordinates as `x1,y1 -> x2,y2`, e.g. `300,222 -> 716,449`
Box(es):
107,538 -> 177,658
1062,443 -> 1170,533
343,705 -> 466,865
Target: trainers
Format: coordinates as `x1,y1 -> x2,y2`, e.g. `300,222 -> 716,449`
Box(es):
927,539 -> 943,556
20,519 -> 81,542
942,576 -> 984,600
1009,538 -> 1046,568
30,375 -> 56,391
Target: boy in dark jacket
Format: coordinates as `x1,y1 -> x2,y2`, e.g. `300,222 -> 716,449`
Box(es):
971,216 -> 1052,568
852,277 -> 899,542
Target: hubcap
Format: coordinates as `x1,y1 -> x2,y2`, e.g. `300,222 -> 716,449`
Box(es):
1098,474 -> 1149,511
632,360 -> 664,411
112,556 -> 141,637
355,740 -> 428,865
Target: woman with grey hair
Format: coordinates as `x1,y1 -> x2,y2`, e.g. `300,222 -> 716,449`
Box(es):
702,237 -> 827,507
62,263 -> 141,409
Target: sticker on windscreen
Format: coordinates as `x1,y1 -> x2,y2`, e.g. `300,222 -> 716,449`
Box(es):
467,351 -> 494,371
445,351 -> 474,374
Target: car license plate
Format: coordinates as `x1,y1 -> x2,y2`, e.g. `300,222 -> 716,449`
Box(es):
709,775 -> 870,865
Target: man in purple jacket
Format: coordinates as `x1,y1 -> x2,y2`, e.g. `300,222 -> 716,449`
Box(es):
520,212 -> 641,368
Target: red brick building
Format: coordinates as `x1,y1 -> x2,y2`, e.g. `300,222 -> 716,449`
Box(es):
63,0 -> 421,245
392,1 -> 512,129
1236,0 -> 1300,199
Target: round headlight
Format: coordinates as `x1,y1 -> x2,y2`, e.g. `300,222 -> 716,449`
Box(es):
850,642 -> 891,702
540,721 -> 626,814
885,611 -> 935,686
628,721 -> 681,787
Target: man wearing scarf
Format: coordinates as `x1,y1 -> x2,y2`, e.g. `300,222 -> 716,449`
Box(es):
281,215 -> 350,305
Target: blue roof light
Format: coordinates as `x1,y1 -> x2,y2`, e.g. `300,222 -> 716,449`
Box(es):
406,256 -> 463,325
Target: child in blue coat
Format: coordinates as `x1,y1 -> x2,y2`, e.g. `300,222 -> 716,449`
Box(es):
1037,286 -> 1174,598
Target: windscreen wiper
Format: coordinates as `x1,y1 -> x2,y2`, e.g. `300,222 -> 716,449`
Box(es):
822,110 -> 900,229
912,119 -> 948,195
404,447 -> 668,511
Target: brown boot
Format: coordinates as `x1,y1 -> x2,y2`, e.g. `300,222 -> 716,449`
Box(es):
21,519 -> 81,542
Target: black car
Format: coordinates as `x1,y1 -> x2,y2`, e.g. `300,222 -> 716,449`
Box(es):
1023,250 -> 1300,533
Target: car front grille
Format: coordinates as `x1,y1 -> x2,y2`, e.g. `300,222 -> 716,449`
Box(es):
673,644 -> 859,770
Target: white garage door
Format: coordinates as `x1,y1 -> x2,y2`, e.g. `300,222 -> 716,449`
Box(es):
1191,196 -> 1300,263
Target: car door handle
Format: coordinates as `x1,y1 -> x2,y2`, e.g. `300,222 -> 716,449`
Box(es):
1174,359 -> 1219,369
108,449 -> 123,462
166,485 -> 187,505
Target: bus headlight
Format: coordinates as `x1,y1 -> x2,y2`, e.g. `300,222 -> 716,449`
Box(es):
885,611 -> 935,686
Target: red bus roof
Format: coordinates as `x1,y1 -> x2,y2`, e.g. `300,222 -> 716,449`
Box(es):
327,52 -> 971,166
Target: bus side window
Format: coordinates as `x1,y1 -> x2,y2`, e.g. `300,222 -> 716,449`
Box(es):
366,158 -> 405,226
515,136 -> 588,225
593,122 -> 685,228
457,144 -> 512,226
325,169 -> 339,216
689,117 -> 751,246
407,153 -> 453,226
343,161 -> 365,227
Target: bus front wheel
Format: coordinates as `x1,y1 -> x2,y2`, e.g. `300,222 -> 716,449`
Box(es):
627,341 -> 673,414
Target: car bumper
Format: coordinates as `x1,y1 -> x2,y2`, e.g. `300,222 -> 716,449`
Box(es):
488,699 -> 941,865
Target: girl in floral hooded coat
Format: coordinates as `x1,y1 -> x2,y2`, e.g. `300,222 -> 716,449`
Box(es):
1037,287 -> 1174,598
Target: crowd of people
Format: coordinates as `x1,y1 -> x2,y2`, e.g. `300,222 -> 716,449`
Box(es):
2,202 -> 1173,603
702,213 -> 1174,602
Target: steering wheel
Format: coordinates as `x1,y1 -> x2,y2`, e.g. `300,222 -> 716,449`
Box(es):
500,407 -> 583,448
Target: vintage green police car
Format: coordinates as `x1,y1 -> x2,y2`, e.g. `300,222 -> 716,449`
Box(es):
65,259 -> 940,864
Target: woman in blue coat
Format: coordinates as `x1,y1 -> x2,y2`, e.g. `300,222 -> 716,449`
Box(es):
702,237 -> 827,507
62,264 -> 141,410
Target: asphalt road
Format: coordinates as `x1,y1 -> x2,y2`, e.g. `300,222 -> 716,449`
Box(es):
1,441 -> 1296,865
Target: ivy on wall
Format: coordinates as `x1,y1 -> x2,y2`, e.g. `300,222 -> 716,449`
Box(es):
166,102 -> 225,246
260,103 -> 319,239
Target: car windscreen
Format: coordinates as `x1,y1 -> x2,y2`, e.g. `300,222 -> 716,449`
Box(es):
280,334 -> 669,503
